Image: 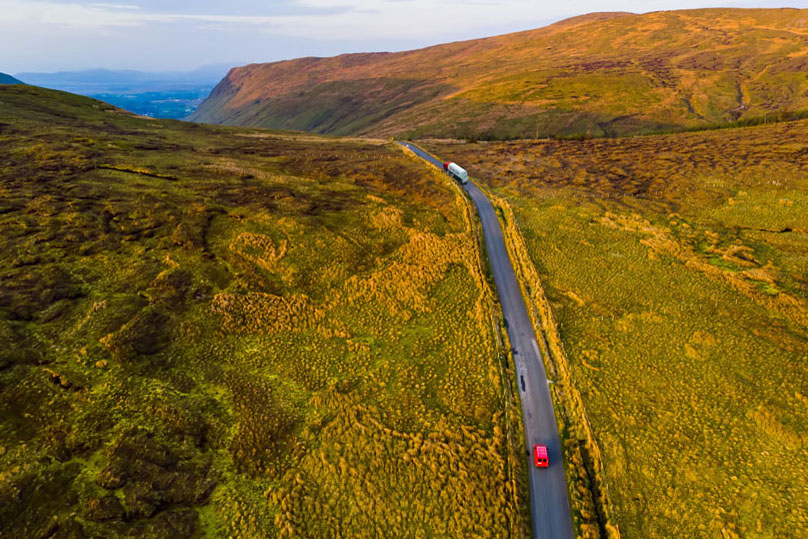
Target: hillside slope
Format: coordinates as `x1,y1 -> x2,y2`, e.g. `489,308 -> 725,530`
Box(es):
0,86 -> 527,537
0,73 -> 24,85
190,8 -> 808,139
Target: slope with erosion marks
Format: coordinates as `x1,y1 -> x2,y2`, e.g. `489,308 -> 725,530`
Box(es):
0,85 -> 528,537
192,8 -> 808,140
425,118 -> 808,537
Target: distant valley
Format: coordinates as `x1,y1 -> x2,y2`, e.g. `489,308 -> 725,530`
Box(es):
85,88 -> 215,120
15,67 -> 230,119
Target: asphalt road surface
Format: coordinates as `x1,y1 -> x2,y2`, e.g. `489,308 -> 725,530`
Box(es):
399,142 -> 574,539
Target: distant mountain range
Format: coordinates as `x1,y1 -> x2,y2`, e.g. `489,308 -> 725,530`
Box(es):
0,72 -> 24,85
15,65 -> 231,95
190,8 -> 808,139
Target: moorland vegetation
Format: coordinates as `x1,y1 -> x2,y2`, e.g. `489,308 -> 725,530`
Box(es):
426,119 -> 808,537
0,85 -> 528,537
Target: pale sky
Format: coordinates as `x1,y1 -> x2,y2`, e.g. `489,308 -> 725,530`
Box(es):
1,0 -> 803,73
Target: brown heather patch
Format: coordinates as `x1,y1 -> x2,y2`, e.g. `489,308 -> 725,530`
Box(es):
210,292 -> 323,334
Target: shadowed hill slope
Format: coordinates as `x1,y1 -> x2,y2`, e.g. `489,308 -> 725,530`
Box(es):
190,8 -> 808,139
0,73 -> 24,85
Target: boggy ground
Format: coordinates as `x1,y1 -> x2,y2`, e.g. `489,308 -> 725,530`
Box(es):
427,120 -> 808,537
0,86 -> 527,537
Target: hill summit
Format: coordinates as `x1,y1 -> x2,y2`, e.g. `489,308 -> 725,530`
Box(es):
191,8 -> 808,139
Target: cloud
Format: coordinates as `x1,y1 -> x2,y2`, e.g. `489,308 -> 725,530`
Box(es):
90,3 -> 139,9
0,0 -> 750,38
0,0 -> 783,72
0,1 -> 521,36
1,1 -> 141,27
0,0 -> 527,38
0,0 -> 355,29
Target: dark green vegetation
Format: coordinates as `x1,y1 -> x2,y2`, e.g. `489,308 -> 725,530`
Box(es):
191,8 -> 808,140
0,73 -> 25,85
0,85 -> 527,537
427,119 -> 808,537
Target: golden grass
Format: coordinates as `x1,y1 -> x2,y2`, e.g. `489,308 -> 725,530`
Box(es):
425,118 -> 808,537
0,86 -> 528,537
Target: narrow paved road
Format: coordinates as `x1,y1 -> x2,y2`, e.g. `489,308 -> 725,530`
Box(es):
399,142 -> 574,539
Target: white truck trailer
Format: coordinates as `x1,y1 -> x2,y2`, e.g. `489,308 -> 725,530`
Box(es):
443,162 -> 469,184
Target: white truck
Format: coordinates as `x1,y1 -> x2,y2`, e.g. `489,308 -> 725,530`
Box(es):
443,161 -> 469,184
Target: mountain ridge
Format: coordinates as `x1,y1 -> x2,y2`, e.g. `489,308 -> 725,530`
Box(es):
17,66 -> 230,81
190,8 -> 808,139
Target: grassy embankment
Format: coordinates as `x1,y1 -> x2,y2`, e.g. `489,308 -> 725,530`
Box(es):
0,85 -> 528,537
426,120 -> 808,537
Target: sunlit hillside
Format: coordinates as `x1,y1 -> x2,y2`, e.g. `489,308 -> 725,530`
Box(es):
192,8 -> 808,140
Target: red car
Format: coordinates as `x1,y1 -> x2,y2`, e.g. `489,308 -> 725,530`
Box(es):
533,444 -> 549,468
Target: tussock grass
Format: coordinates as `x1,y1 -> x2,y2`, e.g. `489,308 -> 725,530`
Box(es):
426,117 -> 808,537
0,86 -> 527,537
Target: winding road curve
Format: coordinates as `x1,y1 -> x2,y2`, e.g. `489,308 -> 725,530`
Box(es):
399,142 -> 574,539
